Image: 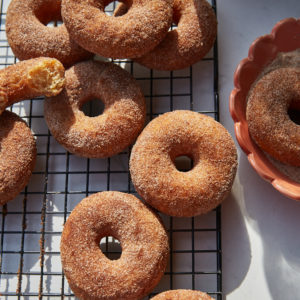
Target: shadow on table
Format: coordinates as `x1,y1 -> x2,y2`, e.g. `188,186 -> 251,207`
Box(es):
239,153 -> 300,299
222,164 -> 252,298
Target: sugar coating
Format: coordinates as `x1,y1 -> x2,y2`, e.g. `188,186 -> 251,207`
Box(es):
133,0 -> 217,70
6,0 -> 93,66
130,110 -> 238,217
61,0 -> 173,58
152,289 -> 213,300
44,60 -> 146,158
0,111 -> 36,205
247,67 -> 300,166
60,191 -> 169,300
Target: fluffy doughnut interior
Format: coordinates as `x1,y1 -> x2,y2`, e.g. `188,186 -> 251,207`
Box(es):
28,59 -> 65,97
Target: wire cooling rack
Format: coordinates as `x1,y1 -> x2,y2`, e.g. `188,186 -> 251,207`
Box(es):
0,0 -> 221,299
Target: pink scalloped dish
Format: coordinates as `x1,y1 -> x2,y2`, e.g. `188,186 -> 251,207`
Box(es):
230,18 -> 300,200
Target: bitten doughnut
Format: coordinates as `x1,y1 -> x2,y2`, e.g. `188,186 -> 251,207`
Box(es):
116,0 -> 217,70
247,67 -> 300,166
44,60 -> 146,158
130,110 -> 237,217
6,0 -> 93,66
60,191 -> 169,300
0,111 -> 36,205
152,289 -> 213,300
61,0 -> 173,58
0,57 -> 65,115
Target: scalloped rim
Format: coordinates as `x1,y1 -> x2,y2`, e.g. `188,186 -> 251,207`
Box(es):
229,17 -> 300,200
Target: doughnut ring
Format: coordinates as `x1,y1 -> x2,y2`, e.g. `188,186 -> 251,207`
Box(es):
6,0 -> 93,66
0,111 -> 36,205
0,57 -> 65,115
152,289 -> 213,300
130,110 -> 238,217
60,191 -> 169,300
44,60 -> 146,158
61,0 -> 173,58
116,0 -> 217,70
247,67 -> 300,166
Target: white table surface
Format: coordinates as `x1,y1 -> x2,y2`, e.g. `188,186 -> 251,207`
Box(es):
218,0 -> 300,299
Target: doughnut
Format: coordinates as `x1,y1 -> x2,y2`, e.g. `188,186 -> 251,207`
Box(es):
130,110 -> 237,217
152,289 -> 213,300
61,0 -> 173,58
115,0 -> 217,70
247,67 -> 300,166
0,57 -> 65,115
6,0 -> 93,66
0,111 -> 36,205
44,60 -> 146,158
60,191 -> 169,300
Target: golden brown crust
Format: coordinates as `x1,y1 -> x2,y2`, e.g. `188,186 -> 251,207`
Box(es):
247,67 -> 300,166
129,0 -> 217,70
152,289 -> 213,300
6,0 -> 93,66
130,110 -> 237,217
0,111 -> 36,205
61,0 -> 173,58
60,191 -> 169,300
0,57 -> 65,115
44,60 -> 146,158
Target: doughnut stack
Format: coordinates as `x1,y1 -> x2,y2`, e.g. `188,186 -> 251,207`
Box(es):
6,0 -> 217,70
1,1 -> 238,300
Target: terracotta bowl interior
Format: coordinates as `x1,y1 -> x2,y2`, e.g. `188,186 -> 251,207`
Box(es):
229,17 -> 300,200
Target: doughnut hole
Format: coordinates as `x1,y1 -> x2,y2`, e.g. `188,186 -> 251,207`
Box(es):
169,142 -> 199,173
33,0 -> 63,26
169,23 -> 178,31
105,1 -> 130,17
288,100 -> 300,125
99,236 -> 122,260
28,59 -> 65,97
46,20 -> 63,27
80,98 -> 105,117
167,3 -> 180,31
174,155 -> 193,172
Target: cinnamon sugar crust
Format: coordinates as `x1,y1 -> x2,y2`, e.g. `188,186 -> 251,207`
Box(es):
60,191 -> 169,300
152,289 -> 213,300
247,67 -> 300,166
44,60 -> 146,158
0,111 -> 36,205
61,0 -> 173,58
130,110 -> 238,217
6,0 -> 93,66
132,0 -> 217,70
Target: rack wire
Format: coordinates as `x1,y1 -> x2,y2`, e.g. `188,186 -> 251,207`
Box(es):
0,0 -> 221,299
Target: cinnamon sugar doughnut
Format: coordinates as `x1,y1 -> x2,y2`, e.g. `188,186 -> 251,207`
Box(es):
61,0 -> 173,58
60,191 -> 169,300
0,57 -> 65,115
247,67 -> 300,166
130,110 -> 237,217
0,111 -> 36,205
152,289 -> 213,300
116,0 -> 217,70
44,60 -> 146,158
6,0 -> 93,66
